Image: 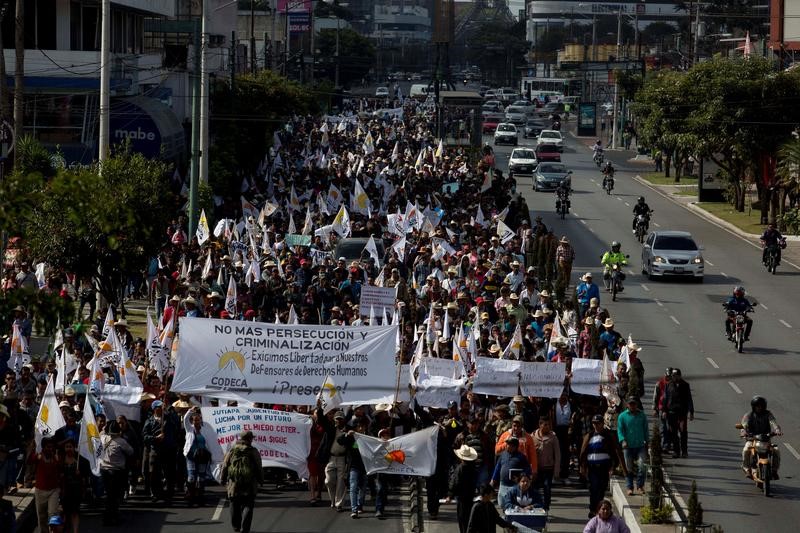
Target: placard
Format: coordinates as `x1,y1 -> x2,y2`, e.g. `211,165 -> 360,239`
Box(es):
569,358 -> 603,396
359,285 -> 396,311
519,362 -> 566,398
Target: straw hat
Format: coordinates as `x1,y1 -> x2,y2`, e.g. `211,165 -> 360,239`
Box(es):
454,445 -> 478,462
584,317 -> 594,326
560,236 -> 570,244
172,399 -> 193,409
114,319 -> 128,327
603,318 -> 614,328
539,290 -> 551,298
581,272 -> 593,281
627,342 -> 641,352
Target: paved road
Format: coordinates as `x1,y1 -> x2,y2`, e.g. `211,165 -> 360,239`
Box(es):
488,128 -> 800,531
64,483 -> 408,533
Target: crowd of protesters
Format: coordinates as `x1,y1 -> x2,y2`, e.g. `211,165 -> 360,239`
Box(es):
0,95 -> 687,533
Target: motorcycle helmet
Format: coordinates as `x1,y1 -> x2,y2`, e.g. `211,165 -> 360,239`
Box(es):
734,286 -> 745,298
751,396 -> 767,410
638,196 -> 645,204
611,241 -> 621,251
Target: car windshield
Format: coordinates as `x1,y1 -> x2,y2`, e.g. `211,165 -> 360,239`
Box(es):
539,164 -> 565,173
654,236 -> 698,251
541,131 -> 560,139
513,150 -> 536,159
498,125 -> 515,132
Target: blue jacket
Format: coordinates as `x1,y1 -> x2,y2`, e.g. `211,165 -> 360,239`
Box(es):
724,296 -> 752,314
576,282 -> 600,305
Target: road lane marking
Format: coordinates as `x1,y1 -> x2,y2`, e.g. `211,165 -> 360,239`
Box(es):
706,357 -> 719,369
653,222 -> 661,227
720,272 -> 729,277
212,499 -> 226,521
627,269 -> 635,275
580,220 -> 587,225
784,443 -> 800,461
589,179 -> 596,183
641,284 -> 650,291
624,202 -> 630,206
728,381 -> 743,394
655,299 -> 663,307
780,319 -> 792,329
589,228 -> 596,233
760,303 -> 768,310
670,315 -> 681,325
705,259 -> 714,266
573,211 -> 580,216
617,197 -> 623,201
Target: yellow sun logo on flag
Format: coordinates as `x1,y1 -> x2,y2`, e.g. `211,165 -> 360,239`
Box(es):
218,350 -> 245,372
322,381 -> 337,399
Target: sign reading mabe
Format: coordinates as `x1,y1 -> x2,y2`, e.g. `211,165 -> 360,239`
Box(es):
173,318 -> 398,405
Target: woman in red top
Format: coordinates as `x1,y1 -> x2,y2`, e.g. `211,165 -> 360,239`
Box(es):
307,408 -> 326,505
31,437 -> 62,533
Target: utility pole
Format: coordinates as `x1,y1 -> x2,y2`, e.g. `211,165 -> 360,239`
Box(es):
250,0 -> 256,73
12,0 -> 23,163
692,3 -> 701,65
189,19 -> 201,239
0,4 -> 9,120
611,9 -> 621,149
591,14 -> 597,61
199,0 -> 209,184
309,2 -> 315,83
264,31 -> 269,69
271,0 -> 277,71
98,0 -> 111,165
334,17 -> 340,87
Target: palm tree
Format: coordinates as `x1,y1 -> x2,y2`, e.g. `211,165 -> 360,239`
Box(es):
776,137 -> 800,223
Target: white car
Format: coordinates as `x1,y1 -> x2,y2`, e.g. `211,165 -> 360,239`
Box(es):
494,123 -> 518,145
509,100 -> 536,115
641,230 -> 705,281
537,129 -> 564,152
508,148 -> 538,176
375,87 -> 389,98
504,106 -> 528,125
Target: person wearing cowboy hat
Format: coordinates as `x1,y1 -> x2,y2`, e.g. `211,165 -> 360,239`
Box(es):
626,342 -> 645,398
555,236 -> 575,289
576,316 -> 596,358
447,445 -> 479,533
12,304 -> 33,342
599,319 -> 624,359
182,296 -> 204,318
503,261 -> 524,292
113,319 -> 134,350
576,273 -> 600,318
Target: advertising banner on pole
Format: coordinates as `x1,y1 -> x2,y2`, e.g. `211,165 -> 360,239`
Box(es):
172,318 -> 399,405
200,406 -> 312,480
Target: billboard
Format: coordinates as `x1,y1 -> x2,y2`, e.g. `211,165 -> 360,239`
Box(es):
278,0 -> 310,12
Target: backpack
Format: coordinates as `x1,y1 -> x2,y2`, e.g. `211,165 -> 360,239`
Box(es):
227,445 -> 254,485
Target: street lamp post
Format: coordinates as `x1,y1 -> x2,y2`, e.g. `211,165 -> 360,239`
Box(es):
611,8 -> 621,149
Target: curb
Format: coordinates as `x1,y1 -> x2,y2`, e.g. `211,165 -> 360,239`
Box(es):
611,478 -> 643,533
632,175 -> 800,272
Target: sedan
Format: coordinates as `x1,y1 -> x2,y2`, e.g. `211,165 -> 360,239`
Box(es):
375,86 -> 389,98
504,106 -> 528,125
494,123 -> 518,145
641,231 -> 704,281
482,118 -> 500,134
533,162 -> 572,191
524,119 -> 548,138
508,148 -> 538,177
510,100 -> 536,115
537,130 -> 564,152
482,100 -> 503,113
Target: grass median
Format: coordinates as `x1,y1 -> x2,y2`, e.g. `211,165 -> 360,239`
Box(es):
696,201 -> 765,235
640,172 -> 698,186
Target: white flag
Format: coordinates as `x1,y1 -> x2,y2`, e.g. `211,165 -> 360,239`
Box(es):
496,219 -> 515,244
78,395 -> 104,476
351,178 -> 370,216
225,276 -> 238,316
302,206 -> 314,236
288,304 -> 299,325
35,375 -> 66,451
316,375 -> 343,414
501,323 -> 523,360
101,307 -> 115,338
391,237 -> 406,262
480,172 -> 492,193
196,209 -> 210,245
354,425 -> 438,476
332,205 -> 351,238
365,236 -> 381,266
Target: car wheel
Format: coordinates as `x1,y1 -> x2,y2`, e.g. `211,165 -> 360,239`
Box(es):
646,261 -> 655,281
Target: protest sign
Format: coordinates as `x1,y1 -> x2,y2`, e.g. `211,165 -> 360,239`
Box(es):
172,318 -> 399,405
201,406 -> 312,480
354,425 -> 437,476
370,364 -> 412,405
414,357 -> 466,408
359,285 -> 396,314
472,357 -> 521,397
285,234 -> 312,247
569,358 -> 603,396
519,362 -> 567,398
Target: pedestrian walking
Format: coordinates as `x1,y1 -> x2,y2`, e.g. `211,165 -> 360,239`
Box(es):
183,411 -> 212,506
31,437 -> 61,533
467,484 -> 518,533
221,430 -> 263,533
583,499 -> 630,533
99,420 -> 134,526
664,368 -> 694,459
448,444 -> 479,533
580,415 -> 626,517
616,396 -> 649,495
532,417 -> 560,511
317,409 -> 349,511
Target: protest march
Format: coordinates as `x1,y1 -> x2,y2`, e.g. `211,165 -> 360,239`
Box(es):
0,93 -> 653,533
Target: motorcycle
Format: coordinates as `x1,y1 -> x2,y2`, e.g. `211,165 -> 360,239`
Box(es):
736,423 -> 778,496
603,256 -> 629,301
551,120 -> 561,131
634,212 -> 651,243
556,194 -> 570,219
764,239 -> 786,274
593,151 -> 604,167
724,303 -> 755,353
602,174 -> 615,195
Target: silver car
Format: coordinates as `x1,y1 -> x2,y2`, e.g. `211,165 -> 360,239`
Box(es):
505,106 -> 528,125
641,231 -> 705,281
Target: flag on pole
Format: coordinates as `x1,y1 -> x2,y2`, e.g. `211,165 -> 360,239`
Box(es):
354,425 -> 439,476
547,313 -> 565,360
302,206 -> 314,235
365,236 -> 382,266
289,185 -> 302,212
225,276 -> 238,317
501,323 -> 523,360
316,375 -> 343,414
391,141 -> 399,162
241,196 -> 258,221
363,131 -> 375,155
101,307 -> 115,338
35,375 -> 66,451
332,205 -> 351,238
78,395 -> 103,476
496,219 -> 515,244
434,139 -> 444,160
352,178 -> 370,215
288,305 -> 299,325
480,172 -> 492,193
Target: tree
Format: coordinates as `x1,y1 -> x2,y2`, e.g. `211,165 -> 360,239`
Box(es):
21,142 -> 174,306
466,20 -> 528,86
315,28 -> 375,87
641,21 -> 678,46
775,137 -> 800,226
686,480 -> 704,532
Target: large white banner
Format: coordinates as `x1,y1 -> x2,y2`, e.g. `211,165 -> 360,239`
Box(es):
473,357 -> 567,398
172,318 -> 399,405
201,406 -> 312,480
354,425 -> 438,476
569,358 -> 603,396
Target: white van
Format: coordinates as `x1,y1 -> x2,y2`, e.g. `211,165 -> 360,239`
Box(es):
409,84 -> 430,99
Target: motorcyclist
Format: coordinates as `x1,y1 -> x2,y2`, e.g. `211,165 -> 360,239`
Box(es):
602,161 -> 615,192
740,396 -> 782,480
555,180 -> 570,199
600,242 -> 628,291
760,222 -> 784,266
592,140 -> 603,157
723,286 -> 754,341
632,196 -> 652,232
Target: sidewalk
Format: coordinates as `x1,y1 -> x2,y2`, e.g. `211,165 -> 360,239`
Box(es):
7,487 -> 35,532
